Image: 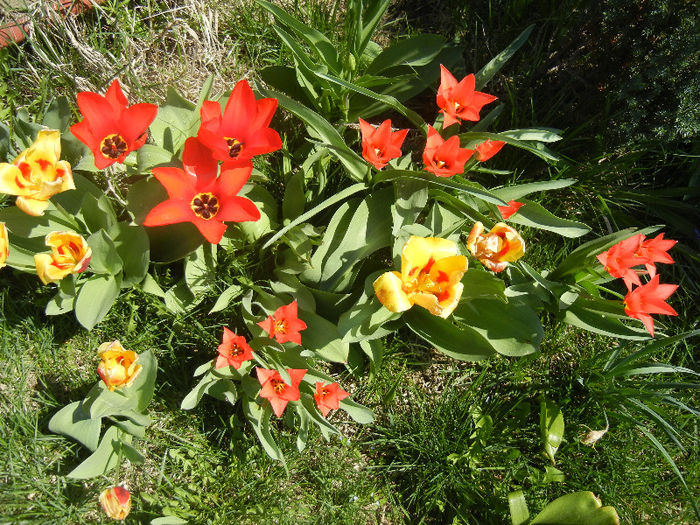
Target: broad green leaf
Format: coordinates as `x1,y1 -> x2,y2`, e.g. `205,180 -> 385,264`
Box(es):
283,170 -> 306,221
540,398 -> 564,464
507,199 -> 590,238
357,0 -> 391,56
475,25 -> 534,89
530,491 -> 620,525
42,96 -> 72,131
405,307 -> 495,361
237,184 -> 279,241
139,273 -> 165,297
563,297 -> 649,340
184,243 -> 217,296
0,205 -> 78,238
338,296 -> 399,343
87,230 -> 123,275
209,284 -> 243,314
339,398 -> 374,424
501,127 -> 563,143
300,309 -> 349,363
260,65 -> 312,106
181,375 -> 216,410
243,399 -> 284,462
81,193 -> 117,234
257,88 -> 368,182
48,401 -> 101,451
460,131 -> 560,163
67,426 -> 121,479
508,490 -> 530,525
136,144 -> 175,172
543,466 -> 566,483
74,274 -> 121,330
367,33 -> 446,75
151,517 -> 189,525
110,418 -> 146,439
492,179 -> 577,202
5,235 -> 46,273
164,280 -> 197,314
391,178 -> 429,236
460,268 -> 507,303
110,223 -> 150,285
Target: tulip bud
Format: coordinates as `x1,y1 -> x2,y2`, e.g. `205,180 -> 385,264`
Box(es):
99,486 -> 131,520
97,341 -> 142,391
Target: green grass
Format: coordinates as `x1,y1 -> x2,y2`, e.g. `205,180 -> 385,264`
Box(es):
0,0 -> 698,523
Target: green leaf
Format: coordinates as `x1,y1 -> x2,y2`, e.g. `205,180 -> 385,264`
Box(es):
405,307 -> 495,361
164,280 -> 197,314
492,179 -> 577,202
391,178 -> 429,236
367,33 -> 446,75
45,277 -> 77,315
184,243 -> 217,296
67,426 -> 121,479
540,398 -> 564,465
243,399 -> 284,462
256,88 -> 368,183
460,131 -> 561,164
339,398 -> 374,424
508,490 -> 530,525
260,65 -> 312,106
543,465 -> 566,483
48,401 -> 101,451
530,491 -> 620,525
42,96 -> 72,131
475,25 -> 534,89
86,230 -> 123,275
81,193 -> 117,233
74,274 -> 121,330
209,284 -> 243,314
136,144 -> 175,172
181,375 -> 215,410
0,205 -> 78,238
454,299 -> 542,356
149,91 -> 196,154
501,128 -> 563,143
236,184 -> 279,242
460,268 -> 506,303
110,417 -> 146,439
357,0 -> 391,56
563,297 -> 649,340
151,517 -> 189,525
130,350 -> 157,412
110,223 -> 150,286
507,199 -> 590,238
300,309 -> 349,363
139,273 -> 165,297
338,296 -> 399,343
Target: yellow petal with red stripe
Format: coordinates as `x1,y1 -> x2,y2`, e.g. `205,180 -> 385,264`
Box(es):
373,271 -> 413,313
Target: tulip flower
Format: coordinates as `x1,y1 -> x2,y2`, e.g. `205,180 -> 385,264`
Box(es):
70,79 -> 158,170
0,222 -> 8,269
99,486 -> 131,520
0,130 -> 74,216
596,234 -> 649,290
197,79 -> 281,165
624,275 -> 678,337
423,125 -> 473,177
256,367 -> 306,417
257,300 -> 308,345
96,341 -> 143,391
34,231 -> 91,285
436,64 -> 498,128
637,233 -> 677,277
373,236 -> 468,318
314,381 -> 349,417
143,137 -> 260,244
358,118 -> 409,170
466,222 -> 525,272
496,200 -> 524,220
215,327 -> 254,370
474,139 -> 506,161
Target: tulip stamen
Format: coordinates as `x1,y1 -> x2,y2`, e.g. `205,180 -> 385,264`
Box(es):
273,319 -> 288,334
100,134 -> 128,159
190,192 -> 220,220
271,379 -> 286,394
224,137 -> 244,158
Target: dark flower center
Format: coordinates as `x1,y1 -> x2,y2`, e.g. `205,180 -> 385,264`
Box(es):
230,343 -> 244,357
100,134 -> 128,159
271,379 -> 286,394
224,137 -> 244,158
190,192 -> 220,220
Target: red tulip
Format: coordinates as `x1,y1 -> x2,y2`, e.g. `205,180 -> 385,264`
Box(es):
216,327 -> 254,370
637,233 -> 677,277
496,200 -> 524,220
474,139 -> 506,161
358,118 -> 408,170
436,65 -> 498,128
624,275 -> 678,337
596,234 -> 649,290
257,300 -> 308,345
314,381 -> 349,417
422,125 -> 473,177
256,367 -> 306,417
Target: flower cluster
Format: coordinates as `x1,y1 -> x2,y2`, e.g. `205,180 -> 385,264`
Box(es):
597,233 -> 678,336
358,65 -> 506,177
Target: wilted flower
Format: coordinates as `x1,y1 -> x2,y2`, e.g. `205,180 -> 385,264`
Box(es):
34,231 -> 91,285
71,79 -> 158,169
314,381 -> 349,417
373,236 -> 468,318
99,486 -> 131,520
466,221 -> 525,272
358,118 -> 409,170
96,341 -> 142,391
257,300 -> 308,345
215,327 -> 254,370
436,64 -> 498,128
0,130 -> 74,216
256,367 -> 306,417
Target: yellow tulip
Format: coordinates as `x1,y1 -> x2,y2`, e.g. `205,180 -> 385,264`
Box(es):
96,341 -> 143,391
0,222 -> 8,269
34,231 -> 91,285
466,221 -> 525,272
0,130 -> 74,216
373,236 -> 468,318
99,486 -> 131,520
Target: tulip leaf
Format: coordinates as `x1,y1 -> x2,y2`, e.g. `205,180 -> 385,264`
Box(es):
208,284 -> 243,314
300,309 -> 349,363
184,243 -> 217,296
243,399 -> 284,462
164,280 -> 198,314
131,350 -> 157,412
492,178 -> 577,202
367,33 -> 446,75
530,491 -> 620,525
87,229 -> 123,275
81,193 -> 117,234
151,517 -> 189,525
508,490 -> 530,525
391,178 -> 429,236
455,299 -> 543,356
48,401 -> 101,451
339,398 -> 375,424
74,274 -> 121,330
260,65 -> 312,107
236,184 -> 279,242
0,205 -> 78,239
139,273 -> 165,297
540,398 -> 564,465
67,426 -> 121,479
42,95 -> 72,131
460,269 -> 507,303
338,296 -> 400,343
282,170 -> 307,221
45,278 -> 76,316
507,198 -> 591,238
460,131 -> 561,163
149,93 -> 197,154
109,417 -> 146,439
405,307 -> 496,361
110,223 -> 150,286
563,296 -> 650,340
475,24 -> 534,89
295,404 -> 310,452
256,87 -> 368,183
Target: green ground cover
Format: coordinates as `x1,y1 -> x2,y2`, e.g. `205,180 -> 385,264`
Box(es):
0,0 -> 697,523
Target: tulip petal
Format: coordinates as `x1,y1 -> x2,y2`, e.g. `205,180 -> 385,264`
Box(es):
151,167 -> 196,200
16,197 -> 50,216
143,199 -> 192,226
373,271 -> 413,313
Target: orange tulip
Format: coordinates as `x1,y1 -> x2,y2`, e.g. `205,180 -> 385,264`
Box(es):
96,341 -> 142,391
466,222 -> 525,272
624,275 -> 678,338
358,118 -> 409,170
0,130 -> 74,216
0,222 -> 8,269
34,231 -> 91,285
436,65 -> 498,128
373,236 -> 468,318
314,381 -> 349,417
99,486 -> 131,520
422,125 -> 473,177
256,367 -> 306,417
